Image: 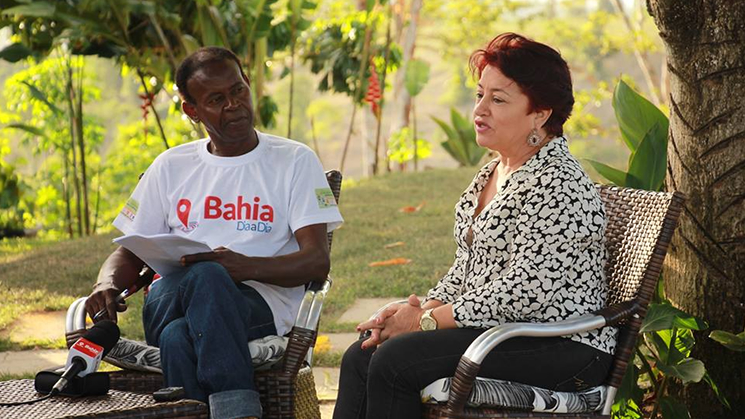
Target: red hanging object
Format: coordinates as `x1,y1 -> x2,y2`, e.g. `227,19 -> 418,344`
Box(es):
365,64 -> 382,118
139,93 -> 155,140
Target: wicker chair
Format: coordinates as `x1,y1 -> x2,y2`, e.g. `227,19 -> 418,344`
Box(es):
352,185 -> 681,418
65,170 -> 343,419
417,185 -> 685,418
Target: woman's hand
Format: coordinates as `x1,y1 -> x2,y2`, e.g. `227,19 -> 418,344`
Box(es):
181,246 -> 248,283
356,303 -> 402,349
358,294 -> 424,349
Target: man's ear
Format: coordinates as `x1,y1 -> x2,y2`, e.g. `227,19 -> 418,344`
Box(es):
535,108 -> 553,129
182,101 -> 199,122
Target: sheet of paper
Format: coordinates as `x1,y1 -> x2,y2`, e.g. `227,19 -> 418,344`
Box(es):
113,234 -> 213,277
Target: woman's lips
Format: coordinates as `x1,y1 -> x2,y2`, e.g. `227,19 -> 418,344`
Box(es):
474,121 -> 491,133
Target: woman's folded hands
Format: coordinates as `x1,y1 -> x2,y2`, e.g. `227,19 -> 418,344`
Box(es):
357,294 -> 424,349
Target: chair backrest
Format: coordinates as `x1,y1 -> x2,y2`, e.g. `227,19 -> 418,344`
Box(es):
596,185 -> 684,389
325,170 -> 342,251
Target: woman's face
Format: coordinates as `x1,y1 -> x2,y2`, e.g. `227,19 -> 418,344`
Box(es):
473,65 -> 542,154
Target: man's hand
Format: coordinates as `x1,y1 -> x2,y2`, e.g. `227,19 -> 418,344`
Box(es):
86,247 -> 143,323
85,282 -> 127,323
358,294 -> 423,349
178,224 -> 330,288
181,246 -> 248,283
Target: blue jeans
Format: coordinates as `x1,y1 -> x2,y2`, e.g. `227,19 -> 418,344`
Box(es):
143,262 -> 276,419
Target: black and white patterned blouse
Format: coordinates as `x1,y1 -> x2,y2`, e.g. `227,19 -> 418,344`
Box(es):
427,137 -> 617,354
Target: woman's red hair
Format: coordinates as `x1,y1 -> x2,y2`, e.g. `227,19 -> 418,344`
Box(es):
469,33 -> 574,137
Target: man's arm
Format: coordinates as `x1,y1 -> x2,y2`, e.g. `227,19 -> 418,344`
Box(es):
85,246 -> 146,322
181,223 -> 330,287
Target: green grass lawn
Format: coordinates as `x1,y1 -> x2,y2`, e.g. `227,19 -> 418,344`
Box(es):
0,167 -> 475,349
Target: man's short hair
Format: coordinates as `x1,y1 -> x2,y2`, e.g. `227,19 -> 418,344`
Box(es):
176,47 -> 247,104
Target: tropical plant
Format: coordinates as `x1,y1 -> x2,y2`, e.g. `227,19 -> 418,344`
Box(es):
585,79 -> 668,192
589,79 -> 729,419
1,56 -> 104,238
0,0 -> 308,139
710,328 -> 745,352
387,127 -> 431,169
613,298 -> 721,419
97,118 -> 193,232
0,156 -> 25,238
302,6 -> 401,172
432,108 -> 485,167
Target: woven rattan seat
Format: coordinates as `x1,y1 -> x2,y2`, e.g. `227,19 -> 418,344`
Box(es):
417,185 -> 685,418
64,170 -> 342,419
0,379 -> 207,419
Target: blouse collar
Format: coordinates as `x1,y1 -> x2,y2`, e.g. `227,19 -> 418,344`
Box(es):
475,136 -> 568,189
518,136 -> 567,174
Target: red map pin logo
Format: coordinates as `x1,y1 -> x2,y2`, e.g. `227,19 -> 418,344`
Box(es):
177,199 -> 191,228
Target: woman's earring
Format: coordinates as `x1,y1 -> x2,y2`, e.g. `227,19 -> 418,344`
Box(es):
526,129 -> 542,147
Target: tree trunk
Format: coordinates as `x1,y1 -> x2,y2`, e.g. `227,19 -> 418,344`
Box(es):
66,61 -> 83,237
62,153 -> 73,239
340,16 -> 373,174
74,59 -> 90,236
288,29 -> 296,139
372,3 -> 393,176
254,38 -> 267,127
388,0 -> 423,171
647,1 -> 745,417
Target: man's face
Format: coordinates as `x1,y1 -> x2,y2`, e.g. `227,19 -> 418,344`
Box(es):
184,60 -> 254,145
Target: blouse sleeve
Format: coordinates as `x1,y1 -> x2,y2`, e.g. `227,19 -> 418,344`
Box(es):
451,165 -> 606,328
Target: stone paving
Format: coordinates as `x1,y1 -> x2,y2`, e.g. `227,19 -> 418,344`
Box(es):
0,297 -> 402,418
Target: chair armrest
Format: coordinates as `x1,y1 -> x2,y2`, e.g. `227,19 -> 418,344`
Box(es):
281,326 -> 317,375
65,297 -> 89,348
446,302 -> 638,414
447,314 -> 608,413
462,313 -> 607,364
595,300 -> 640,326
295,277 -> 332,331
288,276 -> 333,371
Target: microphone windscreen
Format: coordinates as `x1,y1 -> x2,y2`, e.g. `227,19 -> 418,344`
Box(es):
84,320 -> 121,357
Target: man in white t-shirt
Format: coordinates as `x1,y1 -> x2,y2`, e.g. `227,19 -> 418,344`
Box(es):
85,47 -> 343,419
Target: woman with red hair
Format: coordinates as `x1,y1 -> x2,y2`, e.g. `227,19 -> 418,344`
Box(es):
333,33 -> 617,419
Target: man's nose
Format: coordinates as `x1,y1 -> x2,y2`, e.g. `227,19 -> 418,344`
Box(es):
225,96 -> 240,109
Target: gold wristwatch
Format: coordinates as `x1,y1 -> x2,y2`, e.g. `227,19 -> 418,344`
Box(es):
419,308 -> 438,331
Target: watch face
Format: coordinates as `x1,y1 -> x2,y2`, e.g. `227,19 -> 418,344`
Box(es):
420,316 -> 437,331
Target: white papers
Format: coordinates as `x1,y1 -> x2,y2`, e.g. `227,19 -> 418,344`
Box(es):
113,234 -> 213,277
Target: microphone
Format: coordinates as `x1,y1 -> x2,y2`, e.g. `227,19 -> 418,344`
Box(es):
50,320 -> 120,396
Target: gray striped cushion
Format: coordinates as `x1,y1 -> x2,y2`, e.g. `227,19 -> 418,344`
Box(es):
421,377 -> 606,413
105,336 -> 288,373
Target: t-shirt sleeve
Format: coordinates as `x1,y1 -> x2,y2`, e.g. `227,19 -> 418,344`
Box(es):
287,149 -> 344,233
112,160 -> 170,236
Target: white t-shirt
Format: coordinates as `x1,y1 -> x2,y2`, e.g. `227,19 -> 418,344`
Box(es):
113,131 -> 344,335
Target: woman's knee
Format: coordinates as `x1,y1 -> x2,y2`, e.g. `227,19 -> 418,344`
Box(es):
367,336 -> 411,385
341,339 -> 373,374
